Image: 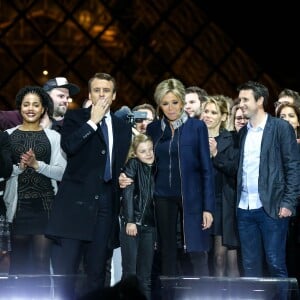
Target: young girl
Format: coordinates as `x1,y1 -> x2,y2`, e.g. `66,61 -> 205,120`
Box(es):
120,134 -> 155,300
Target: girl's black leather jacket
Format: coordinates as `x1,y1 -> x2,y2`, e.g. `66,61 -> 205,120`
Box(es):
120,158 -> 155,227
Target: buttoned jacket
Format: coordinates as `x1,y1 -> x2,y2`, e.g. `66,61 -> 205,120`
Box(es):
46,108 -> 132,242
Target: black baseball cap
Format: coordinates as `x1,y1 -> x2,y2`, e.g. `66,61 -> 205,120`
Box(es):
43,77 -> 80,96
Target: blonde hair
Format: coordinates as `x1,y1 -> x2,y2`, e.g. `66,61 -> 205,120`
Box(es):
154,78 -> 185,118
202,95 -> 229,130
126,134 -> 153,162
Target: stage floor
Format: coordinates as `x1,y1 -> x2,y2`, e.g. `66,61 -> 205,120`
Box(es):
0,274 -> 299,299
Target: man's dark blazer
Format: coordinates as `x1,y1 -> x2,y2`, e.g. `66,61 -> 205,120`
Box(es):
0,131 -> 13,215
213,115 -> 300,219
46,107 -> 132,243
236,115 -> 300,219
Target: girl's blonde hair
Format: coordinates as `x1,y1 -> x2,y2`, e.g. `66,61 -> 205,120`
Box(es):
126,134 -> 153,162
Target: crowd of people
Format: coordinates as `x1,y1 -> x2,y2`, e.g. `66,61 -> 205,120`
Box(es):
0,74 -> 299,299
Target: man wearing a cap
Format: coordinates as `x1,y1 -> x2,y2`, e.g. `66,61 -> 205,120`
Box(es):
0,77 -> 80,131
43,77 -> 80,126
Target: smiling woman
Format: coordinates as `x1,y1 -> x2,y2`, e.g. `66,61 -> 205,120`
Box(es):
4,86 -> 66,277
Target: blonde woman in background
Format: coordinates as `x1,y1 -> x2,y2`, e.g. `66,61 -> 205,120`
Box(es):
202,95 -> 240,277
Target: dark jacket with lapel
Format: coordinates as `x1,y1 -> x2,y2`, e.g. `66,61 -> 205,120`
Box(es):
237,115 -> 300,218
0,131 -> 13,215
46,108 -> 132,242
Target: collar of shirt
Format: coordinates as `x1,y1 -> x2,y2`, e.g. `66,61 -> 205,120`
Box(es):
247,113 -> 268,132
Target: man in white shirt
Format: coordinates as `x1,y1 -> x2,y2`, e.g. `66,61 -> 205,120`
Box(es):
236,81 -> 299,278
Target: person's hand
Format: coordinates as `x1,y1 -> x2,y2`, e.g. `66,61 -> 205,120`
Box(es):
119,172 -> 133,188
126,223 -> 137,236
278,207 -> 292,218
18,159 -> 27,171
20,148 -> 39,170
209,137 -> 218,157
202,211 -> 213,230
90,98 -> 110,125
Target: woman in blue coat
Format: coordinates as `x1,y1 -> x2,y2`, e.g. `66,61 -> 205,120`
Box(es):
146,78 -> 215,276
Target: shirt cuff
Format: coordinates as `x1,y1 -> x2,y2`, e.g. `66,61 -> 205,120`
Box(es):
87,120 -> 97,131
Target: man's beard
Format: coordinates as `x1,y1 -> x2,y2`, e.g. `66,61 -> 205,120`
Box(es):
54,106 -> 67,118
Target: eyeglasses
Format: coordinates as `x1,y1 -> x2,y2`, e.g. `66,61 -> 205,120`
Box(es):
235,116 -> 249,121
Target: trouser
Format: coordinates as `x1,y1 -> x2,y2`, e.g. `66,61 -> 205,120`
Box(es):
51,198 -> 113,299
237,207 -> 289,277
120,222 -> 155,300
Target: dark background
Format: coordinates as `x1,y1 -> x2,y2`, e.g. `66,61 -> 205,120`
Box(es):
0,1 -> 299,110
200,1 -> 300,90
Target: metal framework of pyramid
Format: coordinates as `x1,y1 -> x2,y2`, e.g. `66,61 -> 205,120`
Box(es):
0,0 -> 280,111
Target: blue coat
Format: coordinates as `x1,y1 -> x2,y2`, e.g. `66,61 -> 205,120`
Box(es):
147,118 -> 215,252
46,108 -> 132,243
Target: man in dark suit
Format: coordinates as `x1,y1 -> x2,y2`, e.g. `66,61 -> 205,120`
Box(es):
46,73 -> 132,299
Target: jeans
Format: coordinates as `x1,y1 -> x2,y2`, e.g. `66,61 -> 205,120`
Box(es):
120,223 -> 155,300
237,207 -> 289,277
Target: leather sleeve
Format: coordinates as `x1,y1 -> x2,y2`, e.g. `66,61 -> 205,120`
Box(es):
121,158 -> 138,223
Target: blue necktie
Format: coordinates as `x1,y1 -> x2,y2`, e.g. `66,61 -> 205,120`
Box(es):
101,117 -> 111,182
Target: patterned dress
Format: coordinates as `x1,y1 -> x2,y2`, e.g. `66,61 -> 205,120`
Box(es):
10,129 -> 54,234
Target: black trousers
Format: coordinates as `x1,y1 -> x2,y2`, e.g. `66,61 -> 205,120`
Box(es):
155,197 -> 181,276
120,223 -> 155,300
155,197 -> 209,277
51,193 -> 113,299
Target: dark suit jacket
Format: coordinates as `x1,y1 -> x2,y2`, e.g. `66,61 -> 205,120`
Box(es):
0,131 -> 13,215
237,115 -> 300,219
46,108 -> 132,242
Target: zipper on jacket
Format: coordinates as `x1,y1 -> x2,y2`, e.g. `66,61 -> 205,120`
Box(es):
177,127 -> 187,253
168,135 -> 173,188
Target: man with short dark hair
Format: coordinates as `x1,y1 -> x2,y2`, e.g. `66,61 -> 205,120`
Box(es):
274,88 -> 300,113
132,103 -> 156,134
215,81 -> 299,278
184,86 -> 208,119
46,73 -> 132,299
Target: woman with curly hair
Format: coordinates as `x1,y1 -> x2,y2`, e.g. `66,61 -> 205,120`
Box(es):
4,86 -> 66,275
